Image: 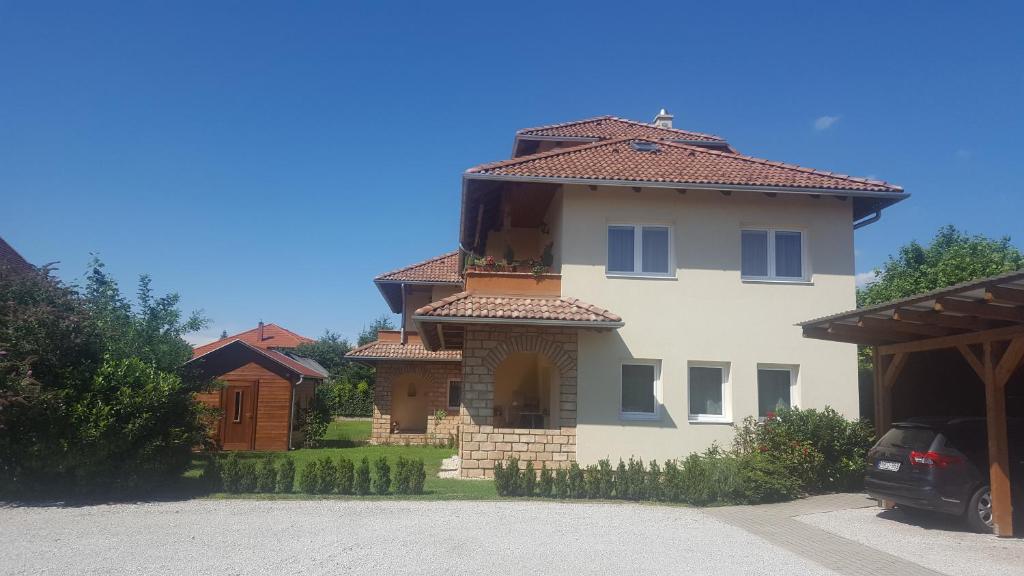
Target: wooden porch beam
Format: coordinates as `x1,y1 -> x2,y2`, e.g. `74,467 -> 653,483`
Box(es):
894,308 -> 998,331
859,316 -> 954,337
982,342 -> 1014,537
802,326 -> 877,345
878,323 -> 1024,356
957,344 -> 986,381
985,285 -> 1024,306
935,297 -> 1024,323
881,352 -> 908,390
995,335 -> 1024,388
827,322 -> 915,343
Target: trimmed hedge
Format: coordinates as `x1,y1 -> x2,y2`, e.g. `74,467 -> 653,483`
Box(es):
213,454 -> 427,496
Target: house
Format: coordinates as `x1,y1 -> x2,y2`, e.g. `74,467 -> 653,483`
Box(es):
186,322 -> 328,450
347,111 -> 908,477
0,236 -> 34,276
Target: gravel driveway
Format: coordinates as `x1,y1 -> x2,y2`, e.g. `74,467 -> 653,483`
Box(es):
0,499 -> 837,576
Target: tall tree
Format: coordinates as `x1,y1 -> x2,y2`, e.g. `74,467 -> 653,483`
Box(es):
357,314 -> 396,346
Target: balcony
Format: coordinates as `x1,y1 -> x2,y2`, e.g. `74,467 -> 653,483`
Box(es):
463,270 -> 561,297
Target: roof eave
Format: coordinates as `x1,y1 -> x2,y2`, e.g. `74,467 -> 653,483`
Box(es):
412,314 -> 625,329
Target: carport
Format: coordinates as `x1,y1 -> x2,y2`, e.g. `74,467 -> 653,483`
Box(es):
800,270 -> 1024,537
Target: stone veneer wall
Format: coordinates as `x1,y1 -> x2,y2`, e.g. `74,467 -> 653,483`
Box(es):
371,361 -> 463,446
459,325 -> 579,478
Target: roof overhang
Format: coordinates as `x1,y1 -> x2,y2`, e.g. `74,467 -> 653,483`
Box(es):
512,134 -> 732,157
183,339 -> 326,382
374,279 -> 462,313
413,314 -> 624,351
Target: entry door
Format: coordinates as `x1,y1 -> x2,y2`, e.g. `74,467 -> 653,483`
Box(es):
222,382 -> 256,450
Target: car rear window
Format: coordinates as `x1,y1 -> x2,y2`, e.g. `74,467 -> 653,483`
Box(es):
878,426 -> 936,451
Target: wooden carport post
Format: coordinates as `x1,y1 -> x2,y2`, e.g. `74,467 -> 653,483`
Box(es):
980,338 -> 1023,537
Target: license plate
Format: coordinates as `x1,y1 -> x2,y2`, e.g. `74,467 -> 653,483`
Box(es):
877,460 -> 901,472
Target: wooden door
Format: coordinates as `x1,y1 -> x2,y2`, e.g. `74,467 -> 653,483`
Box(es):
222,382 -> 256,450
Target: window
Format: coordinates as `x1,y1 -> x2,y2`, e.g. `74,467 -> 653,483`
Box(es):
607,224 -> 672,276
688,363 -> 730,422
447,379 -> 462,410
232,390 -> 243,423
620,361 -> 660,419
741,229 -> 806,281
757,366 -> 796,418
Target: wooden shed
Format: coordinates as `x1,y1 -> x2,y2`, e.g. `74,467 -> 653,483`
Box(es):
801,270 -> 1024,536
186,339 -> 327,451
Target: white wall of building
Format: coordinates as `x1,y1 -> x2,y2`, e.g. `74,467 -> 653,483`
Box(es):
557,184 -> 860,464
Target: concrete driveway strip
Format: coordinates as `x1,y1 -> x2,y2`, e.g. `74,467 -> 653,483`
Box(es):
0,499 -> 838,576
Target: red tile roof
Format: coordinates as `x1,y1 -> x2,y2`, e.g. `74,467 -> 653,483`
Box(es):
517,116 -> 725,143
414,292 -> 623,324
375,251 -> 462,284
345,339 -> 462,362
192,323 -> 313,358
0,236 -> 33,274
189,339 -> 327,378
469,138 -> 903,193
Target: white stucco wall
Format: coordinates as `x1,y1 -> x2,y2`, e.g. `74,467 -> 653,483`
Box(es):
557,184 -> 860,464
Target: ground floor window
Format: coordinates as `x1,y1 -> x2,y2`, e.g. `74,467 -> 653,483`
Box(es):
757,365 -> 797,418
620,361 -> 660,420
688,362 -> 730,423
447,379 -> 462,410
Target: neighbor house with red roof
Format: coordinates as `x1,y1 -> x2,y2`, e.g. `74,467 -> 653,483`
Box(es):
186,322 -> 327,450
348,110 -> 908,477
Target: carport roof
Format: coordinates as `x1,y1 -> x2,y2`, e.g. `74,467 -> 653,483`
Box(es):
800,269 -> 1024,346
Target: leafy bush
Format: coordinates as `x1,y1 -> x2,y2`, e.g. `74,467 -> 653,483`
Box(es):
337,457 -> 354,495
553,468 -> 569,498
676,447 -> 742,506
646,460 -> 662,501
296,390 -> 331,449
624,457 -> 647,501
394,456 -> 412,495
567,462 -> 585,499
736,452 -> 801,503
538,464 -> 554,497
373,457 -> 391,495
201,457 -> 222,491
237,459 -> 258,493
257,458 -> 277,493
221,454 -> 242,493
354,457 -> 371,495
584,464 -> 600,499
521,461 -> 536,496
298,459 -> 320,494
493,457 -> 521,497
409,458 -> 426,494
596,459 -> 615,499
613,459 -> 627,498
276,457 -> 295,493
318,456 -> 338,494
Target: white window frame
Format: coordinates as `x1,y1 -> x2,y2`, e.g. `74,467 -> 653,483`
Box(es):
687,361 -> 732,424
446,378 -> 462,411
756,364 -> 799,419
619,359 -> 662,421
606,223 -> 675,278
740,227 -> 810,283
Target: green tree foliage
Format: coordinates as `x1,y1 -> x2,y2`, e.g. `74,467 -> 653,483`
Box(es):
276,457 -> 296,493
0,261 -> 211,495
293,330 -> 352,377
354,457 -> 371,495
296,331 -> 375,418
855,226 -> 1023,370
357,315 -> 396,347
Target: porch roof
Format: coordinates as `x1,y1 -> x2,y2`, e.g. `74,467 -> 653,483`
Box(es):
345,337 -> 462,363
413,292 -> 624,351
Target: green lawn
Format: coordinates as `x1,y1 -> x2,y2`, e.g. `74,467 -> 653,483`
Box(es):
188,420 -> 496,500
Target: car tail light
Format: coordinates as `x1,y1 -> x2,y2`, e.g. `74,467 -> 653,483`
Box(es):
909,451 -> 962,468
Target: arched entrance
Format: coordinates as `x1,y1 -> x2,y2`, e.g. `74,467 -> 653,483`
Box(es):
391,372 -> 428,433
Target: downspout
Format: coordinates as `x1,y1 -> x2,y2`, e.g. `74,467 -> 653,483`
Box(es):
400,282 -> 407,344
853,210 -> 882,230
288,374 -> 304,450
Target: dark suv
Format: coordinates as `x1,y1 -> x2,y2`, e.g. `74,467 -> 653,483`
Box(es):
865,417 -> 1023,532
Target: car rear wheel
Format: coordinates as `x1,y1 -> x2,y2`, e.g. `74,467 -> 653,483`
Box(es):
965,485 -> 994,533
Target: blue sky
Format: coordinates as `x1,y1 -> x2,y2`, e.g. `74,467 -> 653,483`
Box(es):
2,1 -> 1023,345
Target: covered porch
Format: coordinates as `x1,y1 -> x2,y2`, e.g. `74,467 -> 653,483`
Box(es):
801,270 -> 1024,537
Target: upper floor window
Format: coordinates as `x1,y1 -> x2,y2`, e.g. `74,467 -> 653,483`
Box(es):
741,229 -> 805,281
607,224 -> 673,277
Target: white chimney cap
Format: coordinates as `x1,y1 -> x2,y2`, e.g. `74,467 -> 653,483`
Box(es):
653,108 -> 674,128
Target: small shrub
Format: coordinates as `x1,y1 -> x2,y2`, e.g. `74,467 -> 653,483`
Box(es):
613,459 -> 627,498
678,447 -> 741,506
521,461 -> 536,496
662,459 -> 683,503
237,458 -> 258,493
318,456 -> 338,494
584,464 -> 601,499
221,454 -> 242,493
596,459 -> 614,499
337,457 -> 354,494
567,461 -> 585,499
553,468 -> 569,498
647,460 -> 663,501
494,458 -> 522,497
298,459 -> 321,494
354,457 -> 371,495
736,451 -> 800,504
276,457 -> 296,493
394,456 -> 412,495
409,458 -> 426,494
538,463 -> 554,497
623,457 -> 646,500
373,456 -> 391,495
256,458 -> 277,493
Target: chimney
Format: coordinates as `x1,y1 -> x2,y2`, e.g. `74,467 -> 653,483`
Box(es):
653,108 -> 674,129
258,321 -> 265,342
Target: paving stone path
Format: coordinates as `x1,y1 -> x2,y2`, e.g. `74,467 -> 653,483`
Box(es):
705,493 -> 947,576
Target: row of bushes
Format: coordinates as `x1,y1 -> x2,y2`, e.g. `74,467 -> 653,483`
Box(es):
205,454 -> 426,495
494,407 -> 874,505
